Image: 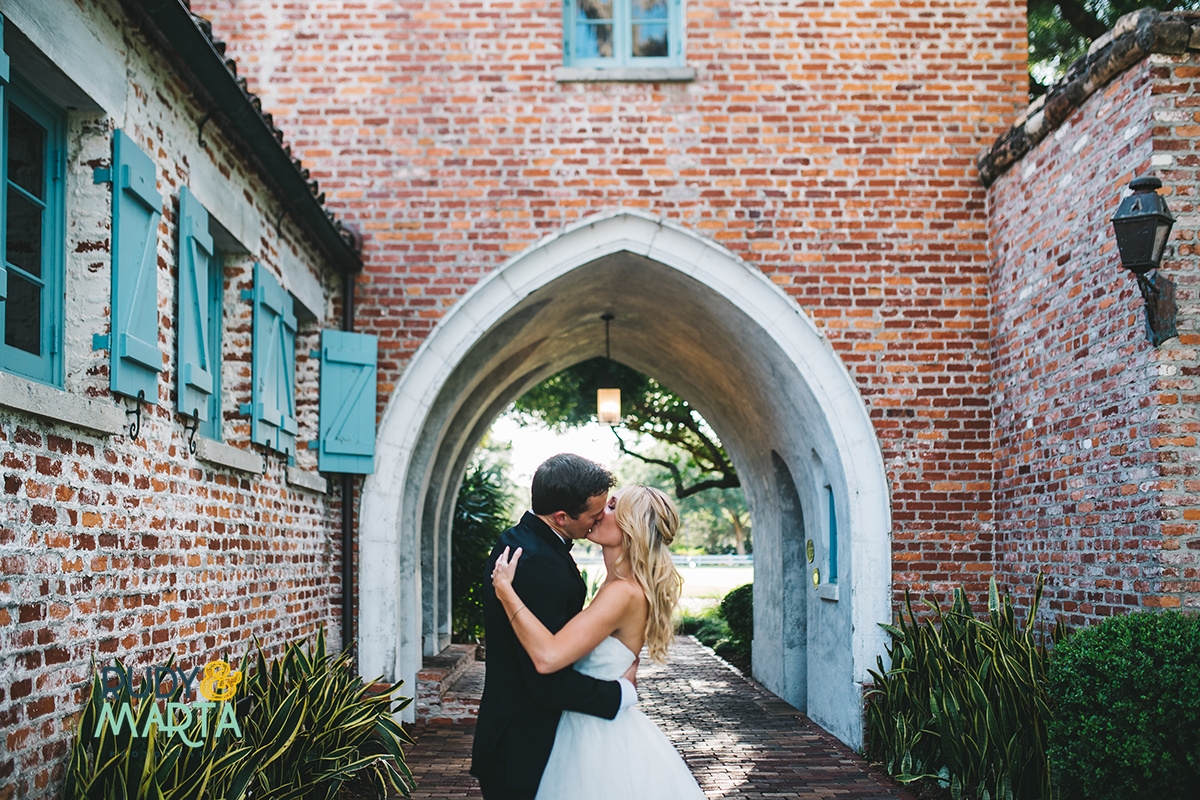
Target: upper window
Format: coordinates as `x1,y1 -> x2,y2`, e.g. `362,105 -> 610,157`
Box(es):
0,75 -> 65,386
564,0 -> 684,68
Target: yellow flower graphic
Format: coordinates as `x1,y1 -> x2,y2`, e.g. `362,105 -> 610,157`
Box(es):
198,660 -> 243,702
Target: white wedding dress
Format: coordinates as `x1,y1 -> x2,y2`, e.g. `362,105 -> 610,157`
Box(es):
535,636 -> 706,800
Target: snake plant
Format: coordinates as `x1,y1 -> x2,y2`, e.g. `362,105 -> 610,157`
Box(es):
64,629 -> 413,800
866,574 -> 1064,800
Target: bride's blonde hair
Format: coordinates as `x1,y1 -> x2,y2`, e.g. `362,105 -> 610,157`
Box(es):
611,485 -> 684,663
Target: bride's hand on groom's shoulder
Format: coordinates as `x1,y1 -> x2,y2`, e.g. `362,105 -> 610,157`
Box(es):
491,546 -> 523,592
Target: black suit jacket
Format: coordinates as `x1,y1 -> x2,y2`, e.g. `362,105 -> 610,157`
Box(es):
470,512 -> 622,794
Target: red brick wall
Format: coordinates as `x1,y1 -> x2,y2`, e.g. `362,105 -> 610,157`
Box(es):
987,50 -> 1200,624
1151,53 -> 1200,612
0,2 -> 350,796
193,0 -> 1029,604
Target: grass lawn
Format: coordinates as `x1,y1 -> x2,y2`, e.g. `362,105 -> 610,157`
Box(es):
578,562 -> 752,614
678,565 -> 753,616
680,564 -> 753,602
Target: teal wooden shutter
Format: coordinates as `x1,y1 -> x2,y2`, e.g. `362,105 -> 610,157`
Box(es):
105,129 -> 164,401
562,1 -> 572,66
176,186 -> 215,421
671,0 -> 683,64
316,329 -> 377,474
0,24 -> 9,316
247,262 -> 297,457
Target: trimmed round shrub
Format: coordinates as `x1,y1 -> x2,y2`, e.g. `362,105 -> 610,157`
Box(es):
720,582 -> 753,645
1048,610 -> 1200,800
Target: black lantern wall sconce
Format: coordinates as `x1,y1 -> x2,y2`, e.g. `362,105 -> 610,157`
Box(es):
1110,175 -> 1178,346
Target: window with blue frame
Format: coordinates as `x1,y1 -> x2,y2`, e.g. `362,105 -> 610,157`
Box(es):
0,75 -> 65,386
564,0 -> 684,68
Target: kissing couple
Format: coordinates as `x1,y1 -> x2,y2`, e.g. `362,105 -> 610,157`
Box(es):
469,453 -> 706,799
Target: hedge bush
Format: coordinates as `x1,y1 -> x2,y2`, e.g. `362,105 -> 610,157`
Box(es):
677,606 -> 730,646
720,582 -> 753,645
1047,610 -> 1200,800
677,583 -> 752,672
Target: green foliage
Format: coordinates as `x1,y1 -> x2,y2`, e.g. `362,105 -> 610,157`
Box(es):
714,583 -> 753,670
720,583 -> 753,646
514,358 -> 738,498
677,583 -> 753,672
64,630 -> 414,800
866,576 -> 1062,800
615,440 -> 752,555
579,567 -> 604,605
676,605 -> 730,649
452,463 -> 514,643
1028,1 -> 1200,90
512,359 -> 750,554
1047,610 -> 1200,800
64,657 -> 239,800
240,630 -> 415,799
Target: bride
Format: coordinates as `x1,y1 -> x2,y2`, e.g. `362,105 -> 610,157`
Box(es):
490,485 -> 706,800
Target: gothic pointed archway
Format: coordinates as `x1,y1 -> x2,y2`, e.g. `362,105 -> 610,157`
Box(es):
358,211 -> 891,747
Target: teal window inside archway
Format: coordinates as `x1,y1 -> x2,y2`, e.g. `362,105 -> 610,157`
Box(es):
826,485 -> 838,585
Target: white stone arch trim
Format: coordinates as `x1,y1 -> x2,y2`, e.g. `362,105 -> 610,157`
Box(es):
358,210 -> 892,722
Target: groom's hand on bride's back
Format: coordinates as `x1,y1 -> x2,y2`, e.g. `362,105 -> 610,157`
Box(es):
622,655 -> 639,688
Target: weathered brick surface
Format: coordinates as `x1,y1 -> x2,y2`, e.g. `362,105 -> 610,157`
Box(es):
1151,54 -> 1200,611
987,50 -> 1200,621
193,0 -> 1028,608
12,0 -> 1200,796
0,1 -> 352,796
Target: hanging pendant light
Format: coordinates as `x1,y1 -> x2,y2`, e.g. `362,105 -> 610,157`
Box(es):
597,313 -> 621,425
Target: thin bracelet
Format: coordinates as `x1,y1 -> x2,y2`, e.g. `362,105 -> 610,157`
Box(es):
509,604 -> 526,623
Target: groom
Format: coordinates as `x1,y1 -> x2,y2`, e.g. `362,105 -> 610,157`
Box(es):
470,454 -> 638,800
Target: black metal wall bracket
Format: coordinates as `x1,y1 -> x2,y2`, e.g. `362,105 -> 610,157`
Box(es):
1136,271 -> 1178,347
183,409 -> 200,456
198,109 -> 216,149
125,390 -> 146,440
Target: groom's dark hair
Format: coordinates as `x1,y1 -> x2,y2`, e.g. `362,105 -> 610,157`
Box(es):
531,454 -> 616,518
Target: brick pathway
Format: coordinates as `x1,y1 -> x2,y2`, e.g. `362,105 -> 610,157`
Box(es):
403,636 -> 915,799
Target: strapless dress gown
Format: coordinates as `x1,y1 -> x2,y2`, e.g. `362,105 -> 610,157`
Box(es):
535,636 -> 706,800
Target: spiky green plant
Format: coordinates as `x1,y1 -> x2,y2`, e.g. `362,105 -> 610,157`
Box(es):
243,629 -> 413,800
866,575 -> 1063,800
63,629 -> 413,800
